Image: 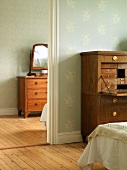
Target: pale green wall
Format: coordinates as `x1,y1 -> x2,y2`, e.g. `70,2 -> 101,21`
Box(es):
0,0 -> 48,108
58,0 -> 127,132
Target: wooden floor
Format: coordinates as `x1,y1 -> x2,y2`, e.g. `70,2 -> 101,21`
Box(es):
0,115 -> 107,170
0,115 -> 47,149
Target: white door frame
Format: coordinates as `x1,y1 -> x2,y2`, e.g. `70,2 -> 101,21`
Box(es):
47,0 -> 59,144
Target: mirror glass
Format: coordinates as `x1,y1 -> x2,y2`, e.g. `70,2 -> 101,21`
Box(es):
31,43 -> 48,70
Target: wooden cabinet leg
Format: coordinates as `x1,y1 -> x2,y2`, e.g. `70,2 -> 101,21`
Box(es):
24,111 -> 29,118
18,110 -> 22,116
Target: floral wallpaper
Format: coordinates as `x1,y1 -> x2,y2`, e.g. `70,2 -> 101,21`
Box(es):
58,0 -> 127,132
0,0 -> 48,108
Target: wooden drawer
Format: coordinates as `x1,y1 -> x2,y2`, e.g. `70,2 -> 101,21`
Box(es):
101,63 -> 117,68
101,68 -> 117,74
101,55 -> 127,62
28,90 -> 47,99
117,78 -> 125,84
27,79 -> 47,89
101,74 -> 117,79
118,64 -> 127,69
101,84 -> 116,91
101,79 -> 117,85
100,107 -> 127,122
27,99 -> 47,111
101,96 -> 127,107
101,79 -> 117,91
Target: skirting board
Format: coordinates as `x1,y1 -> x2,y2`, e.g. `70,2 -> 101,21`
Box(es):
0,108 -> 18,115
57,131 -> 83,144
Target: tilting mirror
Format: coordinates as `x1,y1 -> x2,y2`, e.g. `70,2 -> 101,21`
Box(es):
28,43 -> 48,76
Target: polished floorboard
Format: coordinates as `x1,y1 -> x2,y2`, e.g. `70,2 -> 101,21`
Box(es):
0,115 -> 107,169
0,115 -> 47,149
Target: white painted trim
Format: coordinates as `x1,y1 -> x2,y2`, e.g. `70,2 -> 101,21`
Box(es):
58,131 -> 83,144
48,1 -> 83,145
47,0 -> 59,144
0,108 -> 18,115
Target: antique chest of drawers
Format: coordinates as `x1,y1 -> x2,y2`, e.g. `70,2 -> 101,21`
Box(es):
81,51 -> 127,141
17,76 -> 47,118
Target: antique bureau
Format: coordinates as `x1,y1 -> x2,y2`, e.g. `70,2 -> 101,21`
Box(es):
17,75 -> 47,118
81,51 -> 127,141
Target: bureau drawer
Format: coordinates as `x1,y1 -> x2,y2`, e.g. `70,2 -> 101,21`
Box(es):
101,96 -> 127,107
100,107 -> 127,122
27,79 -> 47,89
101,74 -> 117,79
27,99 -> 47,111
101,79 -> 117,91
118,64 -> 127,69
101,63 -> 117,68
101,55 -> 127,62
101,68 -> 117,74
117,78 -> 125,84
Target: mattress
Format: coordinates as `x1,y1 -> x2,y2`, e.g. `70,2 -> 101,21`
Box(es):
78,122 -> 127,170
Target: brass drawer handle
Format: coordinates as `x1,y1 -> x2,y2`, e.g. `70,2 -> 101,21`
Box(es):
112,56 -> 118,61
113,98 -> 117,103
113,111 -> 117,116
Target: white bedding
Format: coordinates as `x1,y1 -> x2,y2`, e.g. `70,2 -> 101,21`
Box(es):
40,103 -> 47,128
78,122 -> 127,170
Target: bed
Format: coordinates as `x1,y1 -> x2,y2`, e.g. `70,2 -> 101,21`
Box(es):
78,122 -> 127,170
40,103 -> 47,128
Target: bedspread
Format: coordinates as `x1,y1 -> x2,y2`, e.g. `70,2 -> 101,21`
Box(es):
88,122 -> 127,143
78,122 -> 127,170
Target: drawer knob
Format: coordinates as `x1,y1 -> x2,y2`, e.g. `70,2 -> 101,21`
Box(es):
113,98 -> 117,103
113,111 -> 117,116
35,92 -> 38,95
35,103 -> 38,106
35,82 -> 38,85
112,56 -> 118,61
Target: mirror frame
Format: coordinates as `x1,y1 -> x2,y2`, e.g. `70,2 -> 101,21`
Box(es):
31,43 -> 48,71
